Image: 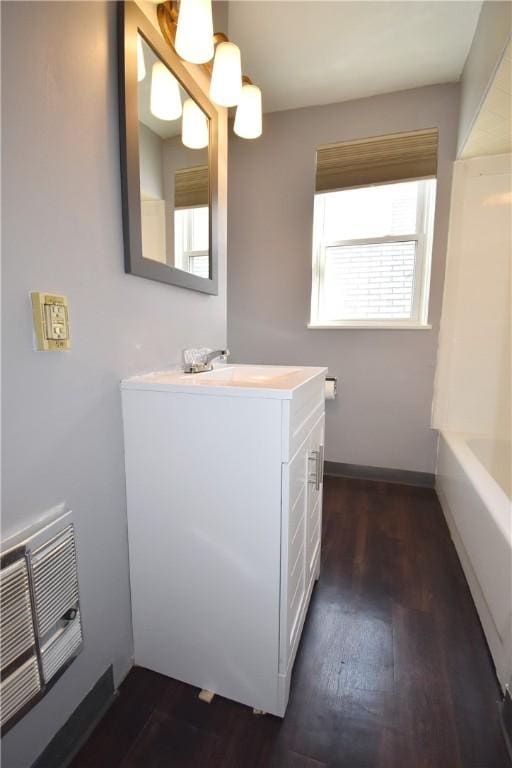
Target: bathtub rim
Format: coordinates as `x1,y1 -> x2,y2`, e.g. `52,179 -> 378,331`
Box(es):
436,429 -> 512,692
438,430 -> 511,544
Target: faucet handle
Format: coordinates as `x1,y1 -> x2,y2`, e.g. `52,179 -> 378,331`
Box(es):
183,347 -> 210,366
182,347 -> 230,374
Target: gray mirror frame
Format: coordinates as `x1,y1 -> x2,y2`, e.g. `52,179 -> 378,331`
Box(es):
118,1 -> 219,295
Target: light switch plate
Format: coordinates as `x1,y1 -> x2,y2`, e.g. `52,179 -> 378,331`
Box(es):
31,292 -> 70,350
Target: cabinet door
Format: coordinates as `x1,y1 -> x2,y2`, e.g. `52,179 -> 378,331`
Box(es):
279,439 -> 308,671
279,412 -> 325,673
306,414 -> 324,581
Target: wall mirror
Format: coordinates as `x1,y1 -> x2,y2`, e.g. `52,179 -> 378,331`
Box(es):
119,2 -> 219,294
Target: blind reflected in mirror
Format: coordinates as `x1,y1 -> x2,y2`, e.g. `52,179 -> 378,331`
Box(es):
137,35 -> 210,277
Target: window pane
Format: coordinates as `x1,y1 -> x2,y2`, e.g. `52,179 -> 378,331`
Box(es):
190,207 -> 209,251
320,181 -> 419,241
174,208 -> 185,268
174,206 -> 209,275
320,241 -> 417,320
189,254 -> 209,278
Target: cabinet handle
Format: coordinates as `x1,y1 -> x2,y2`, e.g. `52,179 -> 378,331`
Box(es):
309,449 -> 322,491
308,451 -> 318,488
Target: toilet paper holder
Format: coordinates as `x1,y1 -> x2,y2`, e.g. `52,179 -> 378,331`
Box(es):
325,376 -> 338,399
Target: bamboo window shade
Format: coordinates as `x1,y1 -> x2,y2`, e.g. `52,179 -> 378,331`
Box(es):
174,165 -> 209,209
315,128 -> 438,193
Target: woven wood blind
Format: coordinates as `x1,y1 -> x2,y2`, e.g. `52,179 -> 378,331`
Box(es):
315,128 -> 438,193
174,165 -> 209,209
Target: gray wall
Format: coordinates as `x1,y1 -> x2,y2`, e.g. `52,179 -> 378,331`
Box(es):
457,1 -> 512,155
228,84 -> 459,474
1,3 -> 226,766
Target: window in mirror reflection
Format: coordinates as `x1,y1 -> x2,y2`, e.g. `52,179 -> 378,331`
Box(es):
175,207 -> 209,277
137,35 -> 210,277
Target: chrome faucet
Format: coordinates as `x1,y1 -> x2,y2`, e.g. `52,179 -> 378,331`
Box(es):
183,349 -> 230,374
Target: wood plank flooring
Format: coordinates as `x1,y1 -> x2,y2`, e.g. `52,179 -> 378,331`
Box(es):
71,477 -> 508,768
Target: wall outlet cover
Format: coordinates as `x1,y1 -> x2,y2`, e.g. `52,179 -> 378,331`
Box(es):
30,292 -> 70,351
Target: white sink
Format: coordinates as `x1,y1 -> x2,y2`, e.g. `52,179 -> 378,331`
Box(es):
122,364 -> 327,399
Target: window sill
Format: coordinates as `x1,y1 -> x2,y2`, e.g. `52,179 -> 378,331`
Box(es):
307,321 -> 433,330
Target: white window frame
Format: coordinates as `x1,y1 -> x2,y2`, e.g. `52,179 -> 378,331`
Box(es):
174,206 -> 209,277
309,179 -> 436,330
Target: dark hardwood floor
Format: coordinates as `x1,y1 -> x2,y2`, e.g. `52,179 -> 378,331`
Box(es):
71,477 -> 508,768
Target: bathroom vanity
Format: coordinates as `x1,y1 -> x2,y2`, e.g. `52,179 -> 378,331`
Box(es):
121,364 -> 326,716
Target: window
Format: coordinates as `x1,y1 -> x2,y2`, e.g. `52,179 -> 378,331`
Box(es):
310,179 -> 436,328
174,206 -> 209,278
173,164 -> 209,278
310,128 -> 438,329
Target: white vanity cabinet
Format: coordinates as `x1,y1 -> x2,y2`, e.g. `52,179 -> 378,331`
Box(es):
121,364 -> 326,717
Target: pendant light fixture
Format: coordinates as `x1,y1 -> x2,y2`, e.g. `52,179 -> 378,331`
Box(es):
209,35 -> 242,108
156,1 -> 262,139
137,36 -> 146,82
150,61 -> 182,121
234,77 -> 262,139
182,98 -> 209,149
175,0 -> 214,65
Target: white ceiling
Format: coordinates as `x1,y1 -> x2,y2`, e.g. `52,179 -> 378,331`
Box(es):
226,1 -> 483,113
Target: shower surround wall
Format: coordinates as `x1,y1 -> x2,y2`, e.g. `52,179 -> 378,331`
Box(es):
228,84 -> 459,474
433,152 -> 511,690
1,2 -> 227,766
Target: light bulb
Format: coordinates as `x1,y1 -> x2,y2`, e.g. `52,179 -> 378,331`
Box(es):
209,42 -> 242,107
182,99 -> 209,149
234,83 -> 262,139
137,36 -> 146,82
150,61 -> 182,121
175,0 -> 214,64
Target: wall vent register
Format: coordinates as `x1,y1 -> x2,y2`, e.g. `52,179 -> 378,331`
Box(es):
0,511 -> 82,733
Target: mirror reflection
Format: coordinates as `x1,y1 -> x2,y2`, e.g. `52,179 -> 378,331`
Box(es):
137,35 -> 210,278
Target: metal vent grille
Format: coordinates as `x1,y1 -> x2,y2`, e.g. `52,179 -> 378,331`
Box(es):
1,512 -> 82,734
41,610 -> 82,683
0,655 -> 40,729
31,525 -> 79,637
0,558 -> 35,671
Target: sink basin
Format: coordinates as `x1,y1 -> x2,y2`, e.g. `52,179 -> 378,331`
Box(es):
194,365 -> 301,384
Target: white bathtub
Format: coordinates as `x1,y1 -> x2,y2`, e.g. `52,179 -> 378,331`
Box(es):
436,431 -> 512,691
